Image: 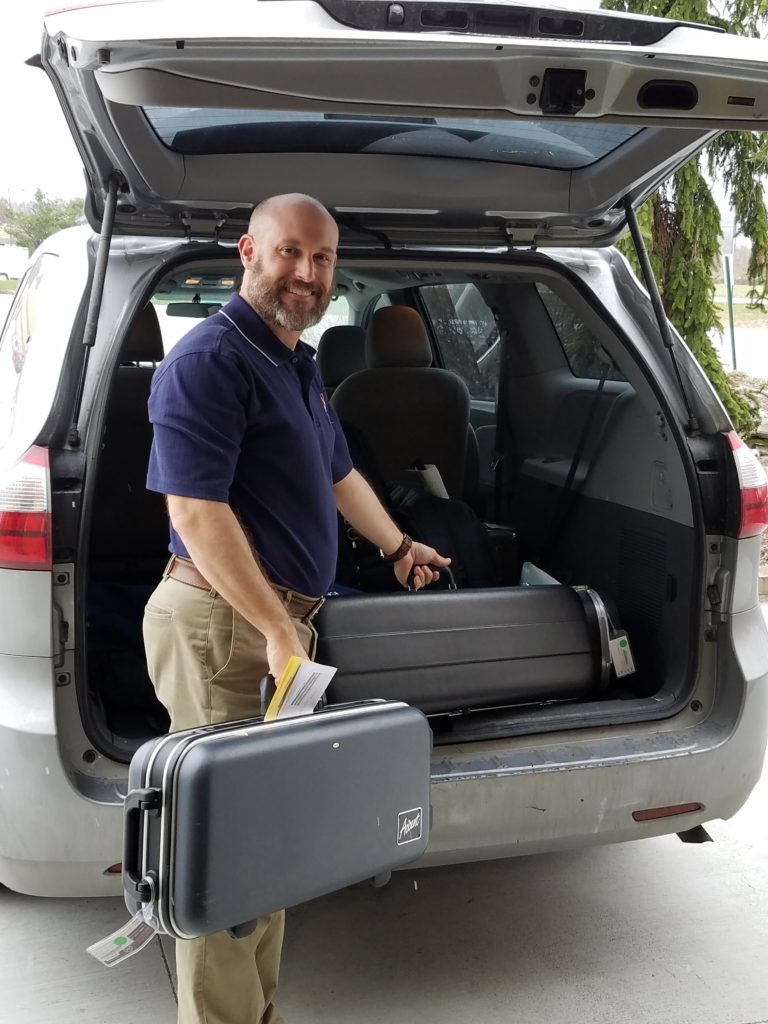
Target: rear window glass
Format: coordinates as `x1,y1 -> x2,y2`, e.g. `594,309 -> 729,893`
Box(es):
142,107 -> 641,170
420,283 -> 499,401
536,284 -> 626,382
300,295 -> 352,349
151,293 -> 351,353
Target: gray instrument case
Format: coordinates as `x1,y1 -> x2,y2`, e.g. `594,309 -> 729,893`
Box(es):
316,585 -> 612,713
123,700 -> 431,939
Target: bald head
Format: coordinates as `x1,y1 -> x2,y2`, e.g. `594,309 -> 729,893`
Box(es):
238,193 -> 338,346
248,193 -> 337,239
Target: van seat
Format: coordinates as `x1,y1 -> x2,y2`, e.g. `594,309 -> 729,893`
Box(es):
331,306 -> 470,499
316,325 -> 366,397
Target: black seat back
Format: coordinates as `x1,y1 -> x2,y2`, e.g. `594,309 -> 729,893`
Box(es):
90,304 -> 169,579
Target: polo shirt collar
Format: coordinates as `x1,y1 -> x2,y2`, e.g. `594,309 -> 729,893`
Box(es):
219,294 -> 297,366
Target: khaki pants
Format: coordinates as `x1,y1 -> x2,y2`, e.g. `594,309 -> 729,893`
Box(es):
143,572 -> 317,1024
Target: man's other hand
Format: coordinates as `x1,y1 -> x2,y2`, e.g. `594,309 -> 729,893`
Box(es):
394,542 -> 451,590
267,628 -> 310,682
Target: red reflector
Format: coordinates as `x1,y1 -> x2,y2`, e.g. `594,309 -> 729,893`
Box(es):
103,863 -> 123,876
0,511 -> 52,570
632,802 -> 702,822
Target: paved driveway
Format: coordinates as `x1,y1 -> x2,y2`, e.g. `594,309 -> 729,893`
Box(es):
3,732 -> 767,1024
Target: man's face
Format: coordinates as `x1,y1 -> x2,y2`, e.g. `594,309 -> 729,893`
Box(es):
241,205 -> 338,333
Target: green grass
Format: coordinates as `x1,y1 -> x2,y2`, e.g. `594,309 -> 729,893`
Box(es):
714,283 -> 755,299
714,303 -> 768,329
0,279 -> 18,293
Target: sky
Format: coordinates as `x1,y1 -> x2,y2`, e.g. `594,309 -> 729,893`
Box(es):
2,6 -> 87,202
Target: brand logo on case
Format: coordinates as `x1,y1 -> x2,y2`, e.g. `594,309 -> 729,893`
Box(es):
397,807 -> 423,845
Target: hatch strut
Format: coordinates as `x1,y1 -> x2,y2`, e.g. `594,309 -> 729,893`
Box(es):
623,196 -> 700,435
68,172 -> 122,447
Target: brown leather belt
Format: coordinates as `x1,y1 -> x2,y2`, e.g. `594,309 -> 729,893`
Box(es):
165,555 -> 324,621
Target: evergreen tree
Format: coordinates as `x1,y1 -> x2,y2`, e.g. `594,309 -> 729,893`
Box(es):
602,0 -> 768,433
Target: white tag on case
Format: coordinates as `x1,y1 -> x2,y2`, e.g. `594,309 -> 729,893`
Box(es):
86,912 -> 158,967
609,631 -> 636,677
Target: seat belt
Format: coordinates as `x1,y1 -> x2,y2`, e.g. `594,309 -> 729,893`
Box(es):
543,353 -> 612,561
491,328 -> 512,523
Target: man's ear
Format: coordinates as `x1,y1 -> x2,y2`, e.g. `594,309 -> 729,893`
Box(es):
237,233 -> 255,268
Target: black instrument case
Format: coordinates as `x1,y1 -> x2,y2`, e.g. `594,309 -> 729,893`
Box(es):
123,700 -> 431,939
316,585 -> 611,713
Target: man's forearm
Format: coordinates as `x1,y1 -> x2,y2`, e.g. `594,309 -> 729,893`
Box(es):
167,495 -> 296,641
333,469 -> 404,555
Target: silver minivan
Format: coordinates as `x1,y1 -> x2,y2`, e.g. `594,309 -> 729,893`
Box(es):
2,0 -> 768,898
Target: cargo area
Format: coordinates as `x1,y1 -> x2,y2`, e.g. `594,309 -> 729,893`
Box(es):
82,254 -> 700,757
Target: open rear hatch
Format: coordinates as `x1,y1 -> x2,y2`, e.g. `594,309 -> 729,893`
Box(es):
40,1 -> 768,757
41,0 -> 768,247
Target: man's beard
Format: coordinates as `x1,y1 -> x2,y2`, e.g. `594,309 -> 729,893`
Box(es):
245,261 -> 332,332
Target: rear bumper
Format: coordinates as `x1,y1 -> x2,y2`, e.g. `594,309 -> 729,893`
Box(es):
1,608 -> 766,896
423,606 -> 768,865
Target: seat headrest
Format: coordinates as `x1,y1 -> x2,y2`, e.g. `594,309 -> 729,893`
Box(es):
366,306 -> 432,369
316,325 -> 366,388
121,303 -> 164,363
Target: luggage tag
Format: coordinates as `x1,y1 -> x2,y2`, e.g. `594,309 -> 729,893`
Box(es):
608,629 -> 636,678
86,911 -> 158,967
576,585 -> 636,681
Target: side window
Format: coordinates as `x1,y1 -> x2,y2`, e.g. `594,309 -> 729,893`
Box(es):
299,294 -> 352,349
151,291 -> 352,354
0,254 -> 57,449
419,283 -> 499,402
536,284 -> 626,382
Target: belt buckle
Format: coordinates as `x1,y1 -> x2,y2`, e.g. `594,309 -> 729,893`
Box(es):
305,596 -> 325,621
274,586 -> 323,621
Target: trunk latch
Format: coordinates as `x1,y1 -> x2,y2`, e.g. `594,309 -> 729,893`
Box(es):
540,68 -> 587,115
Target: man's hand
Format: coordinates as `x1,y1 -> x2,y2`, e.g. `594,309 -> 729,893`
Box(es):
334,471 -> 452,591
394,541 -> 451,590
266,627 -> 310,682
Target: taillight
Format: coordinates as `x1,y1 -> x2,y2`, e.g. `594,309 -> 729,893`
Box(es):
726,431 -> 768,539
0,446 -> 52,570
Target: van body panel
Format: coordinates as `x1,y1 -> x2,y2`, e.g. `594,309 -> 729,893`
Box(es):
0,572 -> 54,658
0,653 -> 123,896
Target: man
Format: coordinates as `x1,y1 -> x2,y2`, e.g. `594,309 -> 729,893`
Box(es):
142,192 -> 449,1024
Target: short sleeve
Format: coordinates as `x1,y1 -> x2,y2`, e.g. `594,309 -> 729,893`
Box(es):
147,350 -> 250,501
328,402 -> 353,484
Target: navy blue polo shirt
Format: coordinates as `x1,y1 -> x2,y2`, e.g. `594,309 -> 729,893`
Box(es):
146,295 -> 353,596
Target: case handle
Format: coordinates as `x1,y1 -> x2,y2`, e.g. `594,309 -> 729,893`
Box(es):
406,564 -> 456,591
123,787 -> 160,901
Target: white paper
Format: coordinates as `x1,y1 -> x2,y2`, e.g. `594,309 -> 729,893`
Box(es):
266,659 -> 337,720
